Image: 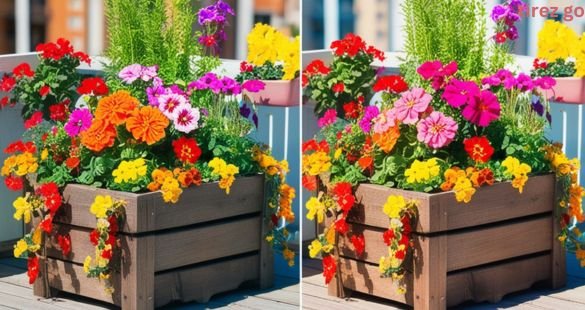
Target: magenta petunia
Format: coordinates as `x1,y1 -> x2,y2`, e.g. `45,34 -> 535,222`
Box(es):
242,80 -> 266,93
318,109 -> 337,128
64,108 -> 93,137
158,93 -> 189,120
393,88 -> 432,124
173,106 -> 200,133
535,76 -> 556,90
442,79 -> 480,108
462,90 -> 501,127
416,111 -> 458,149
359,105 -> 380,133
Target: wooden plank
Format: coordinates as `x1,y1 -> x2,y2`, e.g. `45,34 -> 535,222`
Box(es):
551,182 -> 567,289
352,174 -> 555,233
120,231 -> 154,309
45,225 -> 95,264
413,234 -> 447,309
57,175 -> 264,233
154,216 -> 261,271
338,224 -> 385,265
259,180 -> 274,289
154,254 -> 259,307
446,216 -> 552,272
336,257 -> 412,305
446,254 -> 552,307
43,258 -> 120,306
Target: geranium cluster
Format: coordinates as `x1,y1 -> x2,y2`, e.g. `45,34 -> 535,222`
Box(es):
491,0 -> 525,44
303,33 -> 385,115
197,0 -> 235,54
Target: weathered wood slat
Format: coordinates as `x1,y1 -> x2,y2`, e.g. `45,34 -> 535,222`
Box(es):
57,175 -> 264,233
351,174 -> 555,233
154,216 -> 261,271
154,254 -> 259,306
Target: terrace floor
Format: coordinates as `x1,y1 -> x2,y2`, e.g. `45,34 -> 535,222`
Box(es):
0,258 -> 299,310
302,259 -> 585,310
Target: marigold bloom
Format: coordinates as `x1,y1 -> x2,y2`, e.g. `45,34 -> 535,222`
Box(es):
464,136 -> 494,163
126,106 -> 169,145
80,119 -> 117,152
95,90 -> 139,125
372,125 -> 400,153
172,137 -> 202,164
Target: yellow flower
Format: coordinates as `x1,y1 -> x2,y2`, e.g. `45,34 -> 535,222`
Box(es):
265,235 -> 274,242
13,239 -> 28,258
209,157 -> 239,194
41,149 -> 48,161
83,256 -> 92,273
334,148 -> 342,160
13,196 -> 32,223
306,197 -> 326,223
32,229 -> 42,246
283,248 -> 295,267
246,24 -> 299,80
404,158 -> 440,184
383,195 -> 406,219
90,195 -> 113,219
308,239 -> 322,258
302,151 -> 331,176
502,156 -> 520,175
112,158 -> 148,184
161,177 -> 183,203
453,176 -> 476,203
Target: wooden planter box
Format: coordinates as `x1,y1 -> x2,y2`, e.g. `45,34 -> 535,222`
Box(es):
325,174 -> 565,309
33,175 -> 272,309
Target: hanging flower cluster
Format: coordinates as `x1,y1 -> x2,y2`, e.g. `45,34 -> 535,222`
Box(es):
379,195 -> 418,295
83,195 -> 126,294
491,0 -> 525,44
197,0 -> 235,55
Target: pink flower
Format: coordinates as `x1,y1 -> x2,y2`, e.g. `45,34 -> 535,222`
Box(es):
242,80 -> 265,93
318,109 -> 337,128
535,76 -> 556,90
416,111 -> 458,149
417,61 -> 443,80
158,93 -> 189,119
173,106 -> 200,133
393,88 -> 431,125
462,90 -> 501,127
373,108 -> 398,133
442,79 -> 480,108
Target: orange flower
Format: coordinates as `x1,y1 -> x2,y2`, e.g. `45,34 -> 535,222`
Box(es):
357,156 -> 373,172
94,90 -> 139,125
80,119 -> 117,152
125,106 -> 169,145
372,125 -> 400,153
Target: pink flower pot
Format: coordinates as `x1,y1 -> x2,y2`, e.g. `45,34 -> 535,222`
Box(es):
544,77 -> 585,104
243,78 -> 300,107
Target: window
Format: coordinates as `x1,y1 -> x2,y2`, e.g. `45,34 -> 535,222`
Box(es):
68,16 -> 83,31
69,0 -> 83,11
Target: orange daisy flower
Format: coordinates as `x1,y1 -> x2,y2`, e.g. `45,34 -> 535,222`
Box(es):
372,125 -> 400,153
95,90 -> 139,125
80,119 -> 117,152
125,106 -> 169,145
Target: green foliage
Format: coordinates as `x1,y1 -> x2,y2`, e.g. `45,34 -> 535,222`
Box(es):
235,61 -> 285,82
104,0 -> 218,84
532,59 -> 577,78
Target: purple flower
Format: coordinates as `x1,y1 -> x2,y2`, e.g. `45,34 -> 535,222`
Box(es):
64,108 -> 92,137
118,64 -> 142,84
318,109 -> 337,128
506,25 -> 519,41
516,73 -> 534,92
198,7 -> 218,25
173,106 -> 200,133
491,5 -> 508,22
140,65 -> 158,81
252,113 -> 258,128
216,0 -> 235,16
240,103 -> 251,118
508,0 -> 526,13
442,79 -> 480,108
146,77 -> 165,106
462,90 -> 501,127
242,80 -> 266,93
531,96 -> 544,116
359,106 -> 380,133
221,77 -> 242,95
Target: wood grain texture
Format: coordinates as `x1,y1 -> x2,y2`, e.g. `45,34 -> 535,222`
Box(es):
352,174 -> 555,233
446,254 -> 552,307
551,183 -> 567,289
446,216 -> 552,272
154,254 -> 260,306
154,216 -> 261,272
259,181 -> 274,289
45,225 -> 97,264
121,232 -> 154,309
414,233 -> 447,309
57,175 -> 264,233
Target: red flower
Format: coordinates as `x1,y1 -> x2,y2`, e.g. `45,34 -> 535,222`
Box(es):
357,156 -> 373,173
399,233 -> 409,247
106,233 -> 117,247
5,140 -> 36,154
4,175 -> 23,191
12,63 -> 34,78
172,136 -> 202,164
57,234 -> 71,256
343,101 -> 360,119
383,229 -> 395,246
330,33 -> 367,57
463,136 -> 494,163
101,248 -> 113,260
533,58 -> 548,69
334,218 -> 349,234
322,255 -> 337,285
73,51 -> 91,64
39,215 -> 53,233
302,74 -> 308,88
395,249 -> 406,260
305,59 -> 331,76
302,139 -> 329,153
350,234 -> 365,256
49,101 -> 69,122
240,61 -> 254,73
36,38 -> 74,61
401,216 -> 412,235
332,82 -> 345,93
39,85 -> 51,97
44,193 -> 62,215
0,75 -> 16,92
89,229 -> 100,246
302,175 -> 317,191
77,77 -> 109,96
65,157 -> 80,169
495,32 -> 507,43
0,96 -> 12,107
108,216 -> 119,234
27,255 -> 39,284
332,182 -> 355,216
373,75 -> 408,93
366,45 -> 385,61
37,182 -> 59,197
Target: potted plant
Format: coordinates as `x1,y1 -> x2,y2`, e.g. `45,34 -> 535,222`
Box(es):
236,23 -> 300,107
1,1 -> 296,309
532,20 -> 585,104
303,0 -> 584,309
